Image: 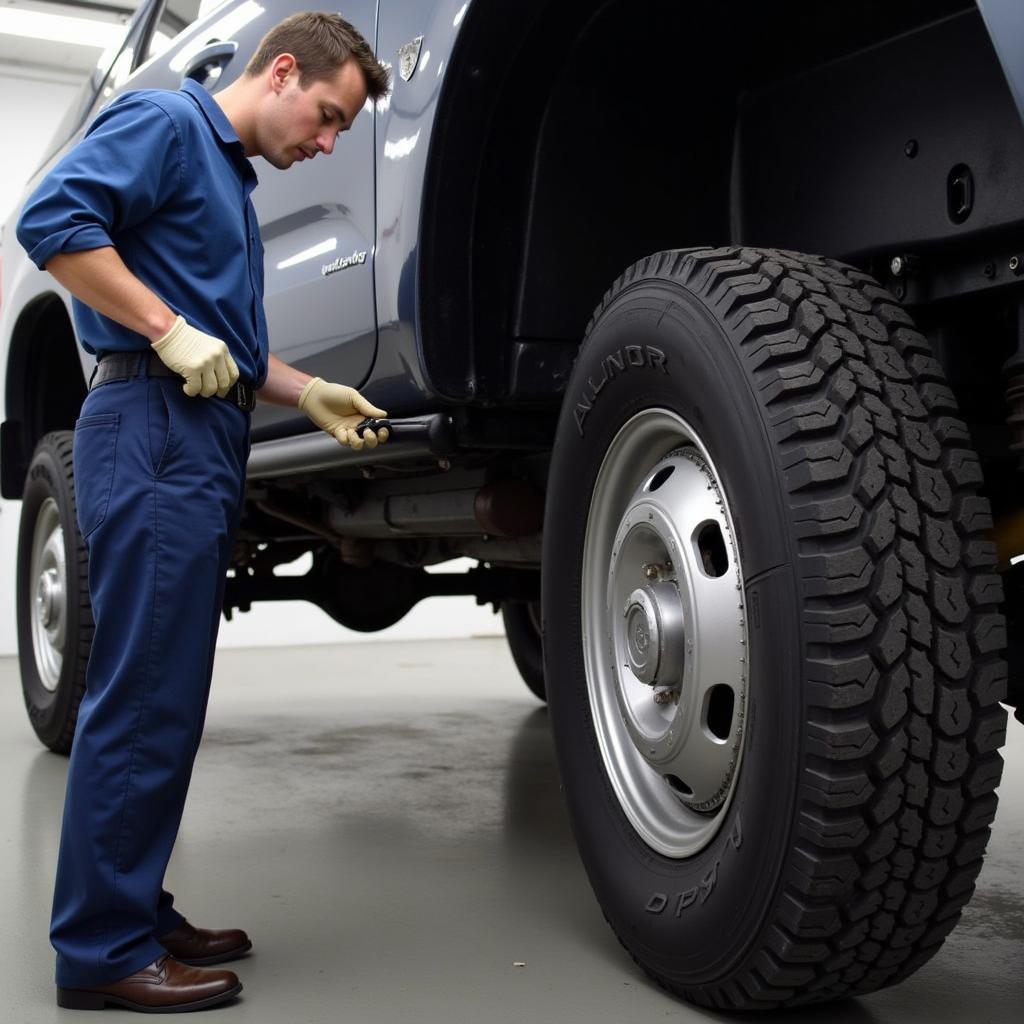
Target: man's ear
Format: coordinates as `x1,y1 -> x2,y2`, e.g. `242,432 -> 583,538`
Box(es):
269,53 -> 298,94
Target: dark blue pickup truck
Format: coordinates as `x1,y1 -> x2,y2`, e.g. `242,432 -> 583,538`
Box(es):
2,0 -> 1022,1009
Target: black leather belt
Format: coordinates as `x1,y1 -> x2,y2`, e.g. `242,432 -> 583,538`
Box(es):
91,351 -> 256,412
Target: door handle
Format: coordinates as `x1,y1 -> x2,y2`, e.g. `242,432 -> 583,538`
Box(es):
182,40 -> 238,84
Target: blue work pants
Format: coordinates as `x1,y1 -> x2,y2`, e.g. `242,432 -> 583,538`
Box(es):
50,360 -> 250,987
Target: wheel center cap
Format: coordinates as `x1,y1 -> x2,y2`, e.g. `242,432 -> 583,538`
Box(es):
36,569 -> 63,628
37,576 -> 53,626
626,601 -> 655,676
623,583 -> 685,686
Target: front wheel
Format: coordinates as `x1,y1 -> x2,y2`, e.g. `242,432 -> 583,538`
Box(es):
542,247 -> 1007,1008
16,431 -> 93,754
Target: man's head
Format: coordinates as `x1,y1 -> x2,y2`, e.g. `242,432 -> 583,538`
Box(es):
240,11 -> 390,169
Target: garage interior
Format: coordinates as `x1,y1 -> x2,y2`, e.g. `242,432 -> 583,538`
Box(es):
2,1 -> 1023,1020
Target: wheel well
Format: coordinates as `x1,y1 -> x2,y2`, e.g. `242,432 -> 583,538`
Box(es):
2,294 -> 86,498
420,0 -> 974,404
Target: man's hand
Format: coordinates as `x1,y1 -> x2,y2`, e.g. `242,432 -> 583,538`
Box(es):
151,315 -> 240,398
299,377 -> 389,449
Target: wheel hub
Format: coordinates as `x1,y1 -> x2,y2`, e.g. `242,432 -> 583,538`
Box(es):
582,410 -> 748,858
623,582 -> 685,686
37,568 -> 62,628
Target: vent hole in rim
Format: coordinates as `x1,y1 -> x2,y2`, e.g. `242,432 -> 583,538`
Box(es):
666,775 -> 693,798
646,465 -> 675,492
696,521 -> 728,577
706,684 -> 735,741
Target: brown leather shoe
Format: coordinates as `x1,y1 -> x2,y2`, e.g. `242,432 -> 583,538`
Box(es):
157,919 -> 253,966
56,953 -> 241,1012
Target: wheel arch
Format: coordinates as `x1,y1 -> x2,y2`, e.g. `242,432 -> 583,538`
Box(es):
2,293 -> 86,499
419,0 -> 735,404
418,0 -> 978,407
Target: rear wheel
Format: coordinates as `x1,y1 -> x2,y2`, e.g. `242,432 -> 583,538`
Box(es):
542,247 -> 1007,1008
16,431 -> 93,754
502,600 -> 546,701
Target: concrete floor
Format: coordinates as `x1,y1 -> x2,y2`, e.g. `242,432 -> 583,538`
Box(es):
1,637 -> 1021,1022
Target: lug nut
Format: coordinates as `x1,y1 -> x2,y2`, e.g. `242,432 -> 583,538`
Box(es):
642,561 -> 673,581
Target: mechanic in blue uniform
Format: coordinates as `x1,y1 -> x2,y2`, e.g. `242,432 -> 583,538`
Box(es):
16,12 -> 391,1014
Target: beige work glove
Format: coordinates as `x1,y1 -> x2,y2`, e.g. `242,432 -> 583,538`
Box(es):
298,377 -> 389,449
151,315 -> 240,399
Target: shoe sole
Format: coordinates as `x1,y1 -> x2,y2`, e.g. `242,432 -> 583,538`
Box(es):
174,940 -> 253,966
56,981 -> 242,1012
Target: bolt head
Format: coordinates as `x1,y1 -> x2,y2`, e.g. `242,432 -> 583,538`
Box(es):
890,256 -> 904,276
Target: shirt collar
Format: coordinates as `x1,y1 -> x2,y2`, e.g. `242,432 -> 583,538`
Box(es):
180,79 -> 258,191
181,79 -> 243,148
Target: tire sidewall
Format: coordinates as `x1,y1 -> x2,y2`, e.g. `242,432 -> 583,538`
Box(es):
543,278 -> 804,982
16,433 -> 89,751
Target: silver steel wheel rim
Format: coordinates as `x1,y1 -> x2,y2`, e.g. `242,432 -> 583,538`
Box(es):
581,409 -> 748,858
30,498 -> 67,692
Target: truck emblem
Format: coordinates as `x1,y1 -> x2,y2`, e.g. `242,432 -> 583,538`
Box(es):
321,250 -> 367,277
398,36 -> 424,82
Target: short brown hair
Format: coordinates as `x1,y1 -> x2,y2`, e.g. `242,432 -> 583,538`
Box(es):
245,11 -> 390,100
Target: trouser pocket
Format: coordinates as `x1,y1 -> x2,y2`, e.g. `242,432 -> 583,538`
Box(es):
72,413 -> 120,539
147,379 -> 175,477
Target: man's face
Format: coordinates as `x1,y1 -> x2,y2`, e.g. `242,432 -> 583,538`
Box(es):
258,56 -> 368,170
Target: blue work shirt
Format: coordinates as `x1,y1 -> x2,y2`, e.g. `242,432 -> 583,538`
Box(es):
16,80 -> 268,388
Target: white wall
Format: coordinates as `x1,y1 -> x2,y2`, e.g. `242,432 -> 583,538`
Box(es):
0,66 -> 83,228
0,66 -> 504,656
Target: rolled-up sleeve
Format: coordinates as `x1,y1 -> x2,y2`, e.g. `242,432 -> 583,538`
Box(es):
16,94 -> 183,271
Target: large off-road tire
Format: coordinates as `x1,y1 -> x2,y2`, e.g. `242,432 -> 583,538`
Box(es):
16,431 -> 93,754
502,600 -> 546,701
542,247 -> 1008,1009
